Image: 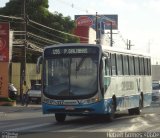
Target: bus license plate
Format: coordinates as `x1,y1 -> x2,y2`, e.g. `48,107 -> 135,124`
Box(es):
65,106 -> 75,110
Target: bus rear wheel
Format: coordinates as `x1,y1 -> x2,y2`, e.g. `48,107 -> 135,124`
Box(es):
55,113 -> 66,122
128,107 -> 140,115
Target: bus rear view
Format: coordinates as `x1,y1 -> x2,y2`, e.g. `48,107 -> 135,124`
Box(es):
40,44 -> 103,122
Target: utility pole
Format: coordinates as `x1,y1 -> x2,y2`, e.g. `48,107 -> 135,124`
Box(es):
127,39 -> 129,49
127,39 -> 134,50
106,24 -> 116,47
110,22 -> 113,47
20,0 -> 27,101
95,12 -> 99,44
23,0 -> 27,78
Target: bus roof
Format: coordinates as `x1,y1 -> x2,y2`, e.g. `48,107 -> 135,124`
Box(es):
43,43 -> 150,58
44,43 -> 101,50
101,45 -> 151,57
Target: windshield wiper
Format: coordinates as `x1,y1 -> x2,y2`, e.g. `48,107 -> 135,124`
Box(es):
76,57 -> 86,71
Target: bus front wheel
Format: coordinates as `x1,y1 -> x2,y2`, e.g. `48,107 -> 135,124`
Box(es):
55,113 -> 66,122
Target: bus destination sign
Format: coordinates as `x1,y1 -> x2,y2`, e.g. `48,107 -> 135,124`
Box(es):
52,48 -> 88,55
44,46 -> 99,57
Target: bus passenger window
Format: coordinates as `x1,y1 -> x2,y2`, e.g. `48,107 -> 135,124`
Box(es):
134,57 -> 140,75
122,55 -> 129,75
116,54 -> 123,75
147,58 -> 151,75
129,56 -> 135,75
144,58 -> 148,75
105,58 -> 111,75
139,57 -> 144,75
111,54 -> 117,75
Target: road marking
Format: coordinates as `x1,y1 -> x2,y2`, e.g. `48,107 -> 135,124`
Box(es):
5,123 -> 52,132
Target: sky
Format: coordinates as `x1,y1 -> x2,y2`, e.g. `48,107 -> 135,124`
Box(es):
1,0 -> 160,61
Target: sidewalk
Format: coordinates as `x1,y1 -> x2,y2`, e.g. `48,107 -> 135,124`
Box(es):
0,104 -> 42,114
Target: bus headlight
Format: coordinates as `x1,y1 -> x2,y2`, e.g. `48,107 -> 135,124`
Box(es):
81,96 -> 99,104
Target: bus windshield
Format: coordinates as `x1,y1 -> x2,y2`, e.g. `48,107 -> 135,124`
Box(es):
44,56 -> 98,99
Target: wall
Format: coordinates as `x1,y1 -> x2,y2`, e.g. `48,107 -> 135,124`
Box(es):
0,62 -> 9,97
152,65 -> 160,81
11,62 -> 41,95
88,27 -> 96,44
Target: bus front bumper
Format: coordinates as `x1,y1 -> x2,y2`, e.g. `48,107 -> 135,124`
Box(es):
42,100 -> 112,115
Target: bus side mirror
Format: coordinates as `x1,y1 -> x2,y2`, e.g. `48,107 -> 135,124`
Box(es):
36,56 -> 42,74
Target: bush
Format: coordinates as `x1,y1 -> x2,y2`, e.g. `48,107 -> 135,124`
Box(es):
0,97 -> 16,102
0,97 -> 16,106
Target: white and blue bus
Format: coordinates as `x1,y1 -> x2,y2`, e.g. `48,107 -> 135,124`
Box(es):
37,43 -> 152,122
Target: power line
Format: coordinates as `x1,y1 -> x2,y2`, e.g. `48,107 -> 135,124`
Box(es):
28,23 -> 67,41
56,0 -> 89,14
0,15 -> 62,45
27,42 -> 43,52
0,14 -> 23,20
28,39 -> 48,47
0,14 -> 89,42
0,13 -> 128,48
117,30 -> 128,46
0,18 -> 23,24
52,1 -> 129,47
27,32 -> 61,44
29,19 -> 89,40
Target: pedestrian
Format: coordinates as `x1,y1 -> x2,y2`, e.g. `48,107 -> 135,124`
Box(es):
22,81 -> 29,106
24,90 -> 29,107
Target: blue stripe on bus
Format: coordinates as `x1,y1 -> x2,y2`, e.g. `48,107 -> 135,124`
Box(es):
115,93 -> 152,110
143,93 -> 152,107
42,93 -> 152,115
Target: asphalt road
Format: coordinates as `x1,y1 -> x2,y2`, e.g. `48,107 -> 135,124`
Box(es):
0,102 -> 160,138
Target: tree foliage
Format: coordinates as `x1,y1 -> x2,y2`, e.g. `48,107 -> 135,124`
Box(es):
0,0 -> 79,62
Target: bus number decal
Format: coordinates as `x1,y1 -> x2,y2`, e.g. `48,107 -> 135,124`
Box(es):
52,49 -> 60,55
43,98 -> 57,105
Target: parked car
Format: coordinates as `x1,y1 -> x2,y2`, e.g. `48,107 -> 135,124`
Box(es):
28,84 -> 41,104
8,83 -> 17,100
152,81 -> 160,102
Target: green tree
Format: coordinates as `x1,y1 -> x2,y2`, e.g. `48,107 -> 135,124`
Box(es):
0,0 -> 79,62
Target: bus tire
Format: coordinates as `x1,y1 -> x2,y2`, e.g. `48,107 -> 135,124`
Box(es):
134,107 -> 140,115
128,108 -> 134,115
55,113 -> 66,122
128,107 -> 140,115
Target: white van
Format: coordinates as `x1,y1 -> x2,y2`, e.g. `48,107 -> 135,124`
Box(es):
28,84 -> 41,104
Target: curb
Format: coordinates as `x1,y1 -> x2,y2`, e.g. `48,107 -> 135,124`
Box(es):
0,104 -> 41,114
0,101 -> 16,106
